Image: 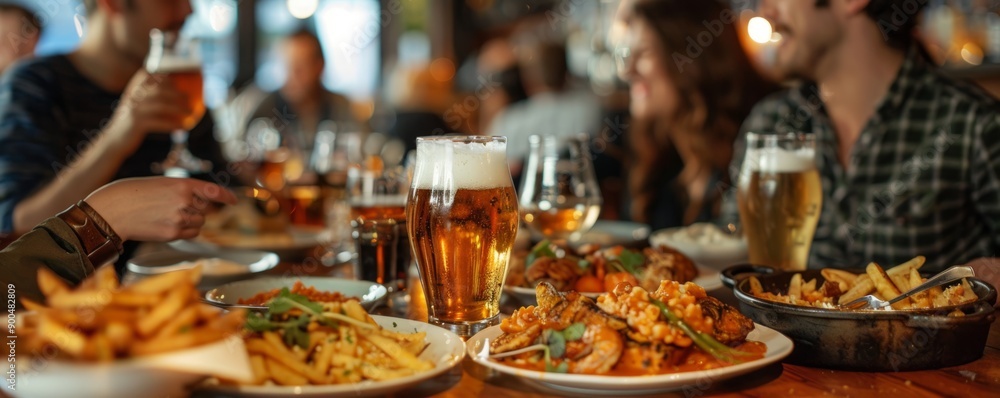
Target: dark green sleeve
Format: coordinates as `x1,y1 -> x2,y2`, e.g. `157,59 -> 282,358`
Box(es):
0,217 -> 95,308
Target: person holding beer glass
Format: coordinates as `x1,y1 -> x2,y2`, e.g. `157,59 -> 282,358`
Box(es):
723,0 -> 1000,284
406,136 -> 519,337
0,0 -> 228,244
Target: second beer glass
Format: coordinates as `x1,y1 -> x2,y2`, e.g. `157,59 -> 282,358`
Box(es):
406,136 -> 519,337
737,132 -> 822,271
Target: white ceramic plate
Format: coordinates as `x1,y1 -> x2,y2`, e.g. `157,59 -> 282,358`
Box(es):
204,277 -> 388,311
577,220 -> 651,247
649,223 -> 748,272
504,265 -> 723,304
10,335 -> 250,398
171,226 -> 329,260
196,316 -> 466,397
126,249 -> 279,290
467,323 -> 792,395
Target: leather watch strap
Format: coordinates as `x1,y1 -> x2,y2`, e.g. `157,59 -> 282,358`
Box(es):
56,201 -> 124,267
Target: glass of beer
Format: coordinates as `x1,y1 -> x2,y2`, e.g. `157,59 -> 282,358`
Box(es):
519,134 -> 602,241
348,164 -> 410,294
406,136 -> 519,337
145,29 -> 211,176
736,132 -> 823,271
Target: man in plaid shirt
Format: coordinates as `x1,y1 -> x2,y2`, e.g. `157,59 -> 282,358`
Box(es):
722,0 -> 1000,286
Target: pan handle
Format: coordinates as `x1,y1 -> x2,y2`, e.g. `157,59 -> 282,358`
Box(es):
720,264 -> 776,289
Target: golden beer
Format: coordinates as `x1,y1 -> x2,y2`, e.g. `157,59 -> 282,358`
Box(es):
168,69 -> 205,129
406,136 -> 518,336
522,202 -> 600,240
736,134 -> 822,271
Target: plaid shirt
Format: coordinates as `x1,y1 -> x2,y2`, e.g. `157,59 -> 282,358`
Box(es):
722,49 -> 1000,272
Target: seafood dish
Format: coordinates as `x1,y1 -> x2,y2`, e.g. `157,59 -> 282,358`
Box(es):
489,281 -> 763,375
507,241 -> 699,294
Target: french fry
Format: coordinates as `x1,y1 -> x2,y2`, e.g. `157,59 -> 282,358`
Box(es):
94,265 -> 118,292
887,256 -> 925,278
104,321 -> 133,355
257,333 -> 329,384
908,269 -> 930,309
802,278 -> 817,295
748,276 -> 764,296
130,326 -> 227,356
136,284 -> 191,337
37,267 -> 70,299
249,355 -> 269,385
265,357 -> 308,386
360,334 -> 433,371
47,289 -> 113,309
866,263 -> 908,309
788,273 -> 802,301
838,272 -> 876,305
821,268 -> 856,292
108,291 -> 161,307
313,339 -> 334,376
154,306 -> 199,340
125,268 -> 195,295
37,315 -> 87,357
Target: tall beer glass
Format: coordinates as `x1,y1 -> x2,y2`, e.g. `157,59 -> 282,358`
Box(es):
146,29 -> 211,176
406,136 -> 519,337
736,132 -> 822,271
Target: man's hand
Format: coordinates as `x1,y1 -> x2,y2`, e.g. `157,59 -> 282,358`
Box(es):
83,177 -> 237,242
103,70 -> 196,156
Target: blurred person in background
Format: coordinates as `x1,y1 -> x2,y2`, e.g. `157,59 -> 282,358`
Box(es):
618,0 -> 776,231
248,29 -> 358,159
0,0 -> 230,268
384,64 -> 452,155
0,2 -> 41,75
460,36 -> 527,134
0,177 -> 237,306
487,38 -> 600,171
722,0 -> 1000,279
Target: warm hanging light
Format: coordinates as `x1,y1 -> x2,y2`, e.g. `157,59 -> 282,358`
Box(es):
287,0 -> 319,19
748,17 -> 773,44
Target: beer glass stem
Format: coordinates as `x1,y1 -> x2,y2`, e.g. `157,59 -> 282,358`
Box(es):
156,129 -> 212,177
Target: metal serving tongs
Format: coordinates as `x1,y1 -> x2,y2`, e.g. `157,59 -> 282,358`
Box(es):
200,299 -> 268,313
839,265 -> 975,310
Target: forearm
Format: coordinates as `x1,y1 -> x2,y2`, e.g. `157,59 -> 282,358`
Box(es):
12,132 -> 129,234
0,217 -> 95,306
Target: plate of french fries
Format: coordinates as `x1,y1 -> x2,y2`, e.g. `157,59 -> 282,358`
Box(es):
196,287 -> 465,397
746,256 -> 981,310
12,266 -> 252,398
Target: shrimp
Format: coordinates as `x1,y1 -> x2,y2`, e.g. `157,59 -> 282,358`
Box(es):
569,324 -> 624,375
525,257 -> 581,291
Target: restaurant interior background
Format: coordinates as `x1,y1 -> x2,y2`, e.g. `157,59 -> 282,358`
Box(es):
19,0 -> 1000,219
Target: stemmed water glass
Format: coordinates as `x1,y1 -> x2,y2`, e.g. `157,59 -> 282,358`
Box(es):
518,134 -> 602,242
146,29 -> 211,176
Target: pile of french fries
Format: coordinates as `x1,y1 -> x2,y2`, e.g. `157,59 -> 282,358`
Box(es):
20,266 -> 245,360
243,299 -> 434,386
749,256 -> 980,310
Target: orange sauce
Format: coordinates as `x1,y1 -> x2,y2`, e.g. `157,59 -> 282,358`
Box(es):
237,281 -> 356,305
497,341 -> 766,375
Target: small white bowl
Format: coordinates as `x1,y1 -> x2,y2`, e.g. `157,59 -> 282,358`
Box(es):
649,223 -> 748,271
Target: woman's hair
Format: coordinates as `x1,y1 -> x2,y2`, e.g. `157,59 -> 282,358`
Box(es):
627,0 -> 777,225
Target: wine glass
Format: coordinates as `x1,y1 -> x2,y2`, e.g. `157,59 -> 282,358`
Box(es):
146,29 -> 211,176
518,134 -> 602,242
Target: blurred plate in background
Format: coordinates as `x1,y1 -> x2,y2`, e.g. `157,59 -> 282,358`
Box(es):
126,249 -> 279,290
204,276 -> 387,311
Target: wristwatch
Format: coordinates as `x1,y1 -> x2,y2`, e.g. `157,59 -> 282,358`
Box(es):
56,201 -> 124,267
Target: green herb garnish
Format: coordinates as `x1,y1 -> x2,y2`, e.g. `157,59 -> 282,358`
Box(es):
617,249 -> 646,277
244,287 -> 373,350
526,240 -> 557,267
651,298 -> 753,363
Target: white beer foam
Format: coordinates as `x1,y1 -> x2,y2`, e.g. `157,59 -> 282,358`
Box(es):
413,139 -> 511,189
745,147 -> 815,173
149,56 -> 201,73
